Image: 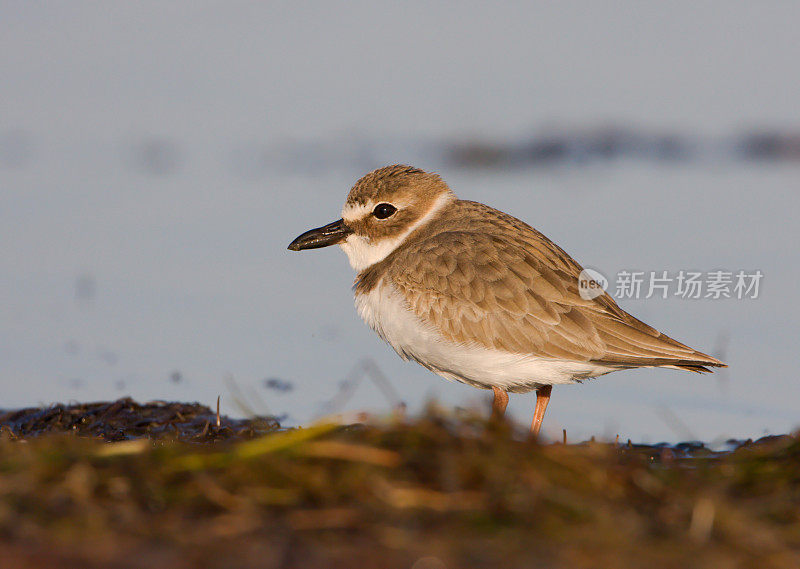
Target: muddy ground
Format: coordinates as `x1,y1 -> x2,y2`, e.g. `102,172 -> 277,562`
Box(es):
0,398 -> 798,568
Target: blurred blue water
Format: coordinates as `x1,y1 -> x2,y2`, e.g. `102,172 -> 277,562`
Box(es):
2,3 -> 799,442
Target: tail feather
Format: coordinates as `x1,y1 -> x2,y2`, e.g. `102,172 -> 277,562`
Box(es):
593,353 -> 727,373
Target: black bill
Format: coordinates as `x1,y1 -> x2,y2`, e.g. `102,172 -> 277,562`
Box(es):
287,218 -> 353,251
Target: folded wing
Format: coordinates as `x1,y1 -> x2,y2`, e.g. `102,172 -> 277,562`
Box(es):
386,227 -> 724,372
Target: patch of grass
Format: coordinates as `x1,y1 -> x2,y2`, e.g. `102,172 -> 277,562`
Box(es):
0,400 -> 798,568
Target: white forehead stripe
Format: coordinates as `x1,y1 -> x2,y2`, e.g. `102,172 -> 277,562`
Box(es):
339,192 -> 454,273
341,201 -> 372,223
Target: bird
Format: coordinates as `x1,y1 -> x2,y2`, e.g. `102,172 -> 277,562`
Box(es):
288,165 -> 725,436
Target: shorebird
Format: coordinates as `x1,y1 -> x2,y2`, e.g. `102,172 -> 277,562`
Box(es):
288,165 -> 725,436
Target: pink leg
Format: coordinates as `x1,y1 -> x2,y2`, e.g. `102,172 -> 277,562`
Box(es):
530,385 -> 552,437
491,386 -> 509,419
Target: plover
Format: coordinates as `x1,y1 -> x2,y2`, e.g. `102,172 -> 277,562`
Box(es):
288,165 -> 725,435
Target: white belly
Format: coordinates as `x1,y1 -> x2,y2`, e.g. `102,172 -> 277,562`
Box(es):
354,280 -> 616,393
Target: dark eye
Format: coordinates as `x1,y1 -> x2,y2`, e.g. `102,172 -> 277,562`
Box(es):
372,203 -> 397,219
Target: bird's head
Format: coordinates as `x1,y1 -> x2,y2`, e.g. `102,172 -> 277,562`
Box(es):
288,164 -> 455,271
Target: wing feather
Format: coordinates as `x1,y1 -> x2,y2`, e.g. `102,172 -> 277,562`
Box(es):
385,214 -> 724,371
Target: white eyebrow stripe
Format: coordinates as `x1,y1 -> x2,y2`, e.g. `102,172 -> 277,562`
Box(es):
342,201 -> 372,223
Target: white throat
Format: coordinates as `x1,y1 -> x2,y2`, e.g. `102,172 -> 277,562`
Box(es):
339,192 -> 453,272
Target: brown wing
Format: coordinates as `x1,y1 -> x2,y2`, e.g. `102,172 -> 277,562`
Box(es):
386,227 -> 724,371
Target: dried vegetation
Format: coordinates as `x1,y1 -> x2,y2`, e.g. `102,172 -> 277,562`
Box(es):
0,399 -> 798,568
